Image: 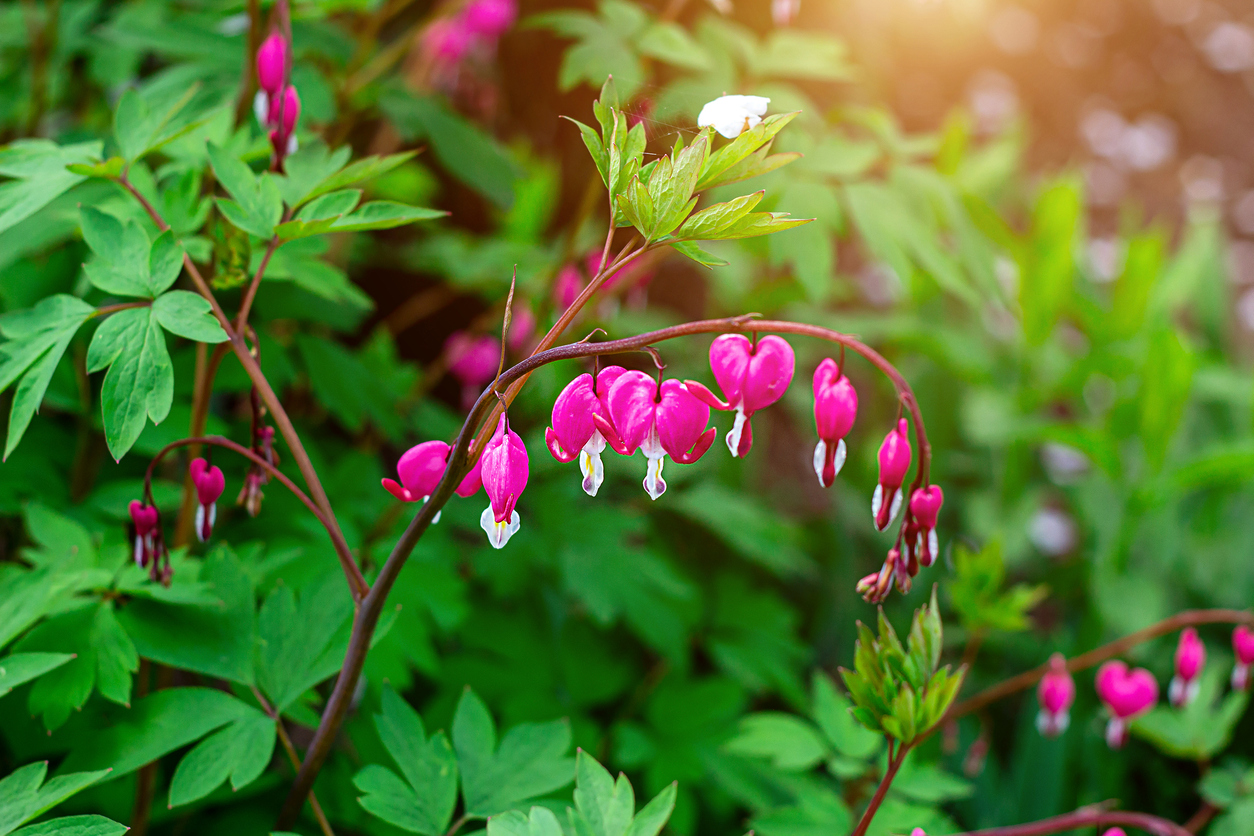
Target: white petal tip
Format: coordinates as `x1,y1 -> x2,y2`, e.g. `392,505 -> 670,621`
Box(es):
480,506 -> 521,549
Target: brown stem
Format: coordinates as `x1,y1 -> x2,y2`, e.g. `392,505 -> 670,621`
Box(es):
1183,802 -> 1217,834
252,687 -> 336,836
92,301 -> 151,317
850,741 -> 909,836
144,436 -> 362,591
174,343 -> 230,544
953,806 -> 1193,836
118,175 -> 368,601
946,609 -> 1254,722
276,314 -> 931,827
235,231 -> 283,332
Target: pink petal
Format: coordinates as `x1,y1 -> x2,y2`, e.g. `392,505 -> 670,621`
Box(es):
607,371 -> 660,455
740,335 -> 794,413
396,440 -> 451,498
656,379 -> 711,461
547,374 -> 598,461
709,333 -> 751,408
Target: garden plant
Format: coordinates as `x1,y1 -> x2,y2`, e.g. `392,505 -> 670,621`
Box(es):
0,0 -> 1252,835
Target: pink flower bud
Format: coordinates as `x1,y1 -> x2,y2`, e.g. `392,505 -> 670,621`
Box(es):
128,500 -> 160,567
858,549 -> 897,604
545,367 -> 625,497
553,265 -> 585,310
909,485 -> 943,568
811,358 -> 857,487
1095,660 -> 1158,748
872,418 -> 912,531
1169,628 -> 1206,707
596,372 -> 716,500
256,33 -> 289,95
1035,653 -> 1075,737
1232,625 -> 1254,690
445,332 -> 501,410
384,440 -> 451,503
1101,830 -> 1127,836
911,830 -> 927,836
479,415 -> 528,548
686,334 -> 795,458
189,457 -> 225,543
507,304 -> 535,353
462,0 -> 517,39
423,17 -> 473,63
267,85 -> 300,137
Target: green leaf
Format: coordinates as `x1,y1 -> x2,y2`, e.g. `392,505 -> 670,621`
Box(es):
676,191 -> 764,240
811,672 -> 880,760
487,807 -> 564,836
668,240 -> 728,268
86,307 -> 173,461
66,158 -> 125,180
1109,232 -> 1164,339
91,603 -> 137,706
277,200 -> 444,240
60,687 -> 255,779
168,713 -> 276,806
722,713 -> 828,771
749,30 -> 852,81
151,291 -> 228,343
1133,667 -> 1248,759
1019,178 -> 1081,344
80,208 -> 184,298
1139,326 -> 1194,472
207,143 -> 283,239
355,686 -> 458,835
0,763 -> 47,835
0,653 -> 75,697
27,770 -> 113,824
256,579 -> 353,712
0,140 -> 101,235
113,86 -> 201,163
0,295 -> 94,458
10,816 -> 127,836
697,112 -> 799,191
452,688 -> 574,817
636,22 -> 711,70
573,751 -> 635,836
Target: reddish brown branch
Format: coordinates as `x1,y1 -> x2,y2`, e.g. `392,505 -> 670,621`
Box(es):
953,806 -> 1193,836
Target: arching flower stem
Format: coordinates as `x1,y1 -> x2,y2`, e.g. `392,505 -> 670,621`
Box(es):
277,313 -> 932,827
951,805 -> 1193,836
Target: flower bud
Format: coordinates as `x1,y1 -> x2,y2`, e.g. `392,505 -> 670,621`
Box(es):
479,415 -> 529,548
811,358 -> 857,487
909,485 -> 943,568
1232,625 -> 1254,691
1102,830 -> 1128,836
423,17 -> 473,64
1169,628 -> 1205,708
1035,653 -> 1074,737
189,457 -> 225,543
128,500 -> 159,567
872,418 -> 912,531
462,0 -> 517,39
256,33 -> 288,95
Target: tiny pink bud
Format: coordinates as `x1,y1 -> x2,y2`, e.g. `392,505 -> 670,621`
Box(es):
1231,625 -> 1254,691
686,334 -> 795,458
872,418 -> 912,531
1035,653 -> 1074,737
553,265 -> 584,310
128,500 -> 160,568
908,485 -> 944,568
811,358 -> 857,487
1102,830 -> 1127,836
1095,660 -> 1158,748
445,332 -> 501,410
462,0 -> 517,39
772,0 -> 800,26
479,415 -> 529,548
598,372 -> 716,500
911,830 -> 927,836
267,85 -> 300,137
1169,628 -> 1206,707
256,33 -> 289,95
189,458 -> 226,543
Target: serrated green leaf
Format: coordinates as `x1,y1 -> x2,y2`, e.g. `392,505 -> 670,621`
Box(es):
811,671 -> 880,759
636,22 -> 711,70
675,191 -> 763,241
723,712 -> 828,771
487,807 -> 564,836
0,653 -> 74,697
11,815 -> 126,836
207,143 -> 282,239
168,712 -> 275,806
0,139 -> 101,235
697,112 -> 799,191
86,307 -> 172,461
91,603 -> 137,707
80,209 -> 182,298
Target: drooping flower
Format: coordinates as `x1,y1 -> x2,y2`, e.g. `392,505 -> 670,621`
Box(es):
1169,628 -> 1206,708
909,485 -> 944,568
873,418 -> 912,531
478,415 -> 529,549
686,334 -> 795,458
698,95 -> 771,139
423,17 -> 473,64
445,332 -> 501,410
1101,830 -> 1127,836
545,366 -> 626,497
857,547 -> 901,604
811,358 -> 857,487
553,265 -> 584,310
189,457 -> 226,543
1035,653 -> 1075,737
596,372 -> 716,500
507,304 -> 536,353
128,500 -> 160,567
237,426 -> 277,517
1232,625 -> 1254,690
462,0 -> 517,39
1095,660 -> 1159,748
381,438 -> 488,517
267,85 -> 301,157
256,32 -> 288,96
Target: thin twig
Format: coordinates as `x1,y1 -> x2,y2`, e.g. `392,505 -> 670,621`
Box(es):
850,742 -> 909,836
252,687 -> 336,836
953,806 -> 1193,836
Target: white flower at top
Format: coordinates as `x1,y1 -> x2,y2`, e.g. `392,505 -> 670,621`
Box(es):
697,95 -> 770,139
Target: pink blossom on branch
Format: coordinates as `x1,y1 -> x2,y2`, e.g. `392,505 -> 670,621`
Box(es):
1169,627 -> 1206,707
1035,653 -> 1075,737
189,457 -> 226,543
811,358 -> 857,487
872,418 -> 912,531
445,331 -> 501,409
1232,625 -> 1254,690
256,32 -> 288,96
545,366 -> 625,497
1095,660 -> 1158,748
909,485 -> 944,568
596,372 -> 716,500
128,500 -> 159,567
479,415 -> 529,548
686,333 -> 795,458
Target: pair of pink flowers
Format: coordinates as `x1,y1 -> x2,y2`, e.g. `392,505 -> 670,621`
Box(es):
422,0 -> 517,68
1036,654 -> 1157,748
382,415 -> 528,548
127,457 -> 225,584
255,33 -> 300,158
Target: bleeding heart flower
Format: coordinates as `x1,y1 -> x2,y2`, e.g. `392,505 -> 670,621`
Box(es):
872,418 -> 912,532
189,458 -> 226,543
256,33 -> 288,96
553,265 -> 585,310
445,332 -> 501,409
382,438 -> 488,520
595,372 -> 716,500
478,415 -> 529,548
857,547 -> 902,604
812,358 -> 858,487
1101,830 -> 1127,836
1169,628 -> 1206,707
1231,625 -> 1254,691
545,366 -> 626,497
265,85 -> 300,157
909,485 -> 944,568
462,0 -> 517,39
128,500 -> 160,568
423,17 -> 474,63
1095,660 -> 1159,748
1035,653 -> 1075,737
686,334 -> 795,458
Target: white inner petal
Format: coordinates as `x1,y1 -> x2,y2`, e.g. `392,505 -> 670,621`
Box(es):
579,431 -> 607,497
726,407 -> 747,457
253,91 -> 269,126
887,490 -> 903,528
480,506 -> 521,549
812,440 -> 828,485
926,529 -> 939,565
644,455 -> 667,500
871,484 -> 884,520
134,535 -> 145,566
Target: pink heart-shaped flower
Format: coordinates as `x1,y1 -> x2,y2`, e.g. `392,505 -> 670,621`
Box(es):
1096,660 -> 1159,719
